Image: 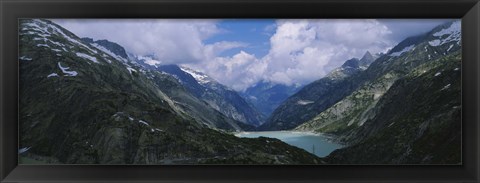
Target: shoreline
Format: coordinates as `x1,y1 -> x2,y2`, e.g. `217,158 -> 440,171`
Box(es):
234,130 -> 348,146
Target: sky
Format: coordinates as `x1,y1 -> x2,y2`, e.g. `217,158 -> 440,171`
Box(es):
52,19 -> 453,91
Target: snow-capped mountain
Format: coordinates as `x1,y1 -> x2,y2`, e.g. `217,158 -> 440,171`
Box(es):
156,64 -> 266,126
179,66 -> 214,85
81,37 -> 265,126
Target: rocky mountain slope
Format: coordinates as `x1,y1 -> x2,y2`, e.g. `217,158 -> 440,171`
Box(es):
81,38 -> 265,127
326,52 -> 461,164
18,19 -> 322,164
291,21 -> 461,164
157,65 -> 265,126
258,51 -> 377,130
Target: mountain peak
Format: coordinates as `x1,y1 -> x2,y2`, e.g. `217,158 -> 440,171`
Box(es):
359,51 -> 375,66
342,58 -> 360,69
179,66 -> 214,85
361,51 -> 372,60
81,37 -> 129,61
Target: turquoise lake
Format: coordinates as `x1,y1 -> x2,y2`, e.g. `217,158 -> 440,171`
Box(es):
235,131 -> 343,157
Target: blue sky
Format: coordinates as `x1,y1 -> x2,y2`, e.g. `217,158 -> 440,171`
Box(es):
203,19 -> 450,59
53,19 -> 456,91
204,19 -> 275,58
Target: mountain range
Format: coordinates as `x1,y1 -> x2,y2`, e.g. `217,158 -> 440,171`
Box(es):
18,19 -> 461,164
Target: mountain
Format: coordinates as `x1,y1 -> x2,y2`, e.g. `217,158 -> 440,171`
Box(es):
80,38 -> 265,127
76,39 -> 252,130
241,81 -> 302,117
258,51 -> 377,131
326,52 -> 461,164
18,19 -> 322,164
81,38 -> 130,63
180,66 -> 267,126
156,65 -> 266,126
292,21 -> 461,164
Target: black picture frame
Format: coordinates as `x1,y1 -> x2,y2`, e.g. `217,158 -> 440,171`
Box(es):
1,0 -> 479,182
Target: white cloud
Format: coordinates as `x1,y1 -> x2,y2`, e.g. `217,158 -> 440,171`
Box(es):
53,19 -> 224,65
183,19 -> 395,91
378,19 -> 453,42
256,19 -> 394,86
185,51 -> 265,91
203,41 -> 248,59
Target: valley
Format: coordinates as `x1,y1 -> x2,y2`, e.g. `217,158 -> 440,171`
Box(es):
19,19 -> 462,164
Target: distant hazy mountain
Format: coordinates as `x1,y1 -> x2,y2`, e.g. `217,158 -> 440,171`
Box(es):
241,81 -> 303,117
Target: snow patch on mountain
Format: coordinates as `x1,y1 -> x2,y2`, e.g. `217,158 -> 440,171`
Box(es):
137,55 -> 161,67
18,147 -> 31,154
447,44 -> 454,52
45,22 -> 98,54
58,62 -> 78,76
389,45 -> 415,57
297,100 -> 314,105
144,59 -> 161,66
37,44 -> 50,48
440,84 -> 451,91
433,21 -> 461,37
91,43 -> 128,63
428,40 -> 441,46
47,73 -> 59,78
138,120 -> 150,126
76,52 -> 99,63
127,67 -> 136,74
28,19 -> 97,54
429,21 -> 461,46
180,66 -> 212,84
20,56 -> 32,61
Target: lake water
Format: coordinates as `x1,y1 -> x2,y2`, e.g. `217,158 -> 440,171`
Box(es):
235,131 -> 343,157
